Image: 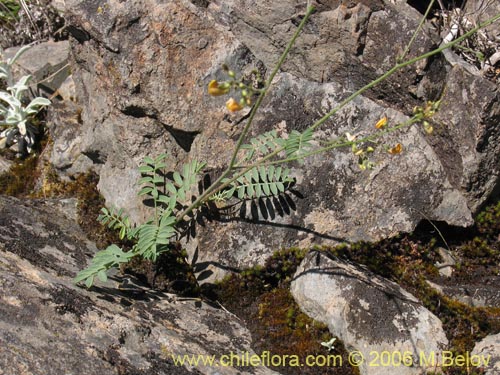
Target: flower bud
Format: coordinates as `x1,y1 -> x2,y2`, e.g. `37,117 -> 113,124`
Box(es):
345,132 -> 356,142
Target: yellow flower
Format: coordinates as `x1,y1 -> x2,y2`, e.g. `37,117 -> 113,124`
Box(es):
226,98 -> 243,112
208,80 -> 230,96
375,116 -> 388,129
388,143 -> 402,154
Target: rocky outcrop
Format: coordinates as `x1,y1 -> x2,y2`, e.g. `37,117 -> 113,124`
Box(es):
47,99 -> 94,176
431,65 -> 500,213
290,250 -> 448,375
0,195 -> 277,375
51,0 -> 500,279
1,193 -> 498,375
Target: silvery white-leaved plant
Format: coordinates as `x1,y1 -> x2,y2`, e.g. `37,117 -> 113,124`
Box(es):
0,45 -> 51,154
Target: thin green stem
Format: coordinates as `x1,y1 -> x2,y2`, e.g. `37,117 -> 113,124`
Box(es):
398,0 -> 435,63
194,10 -> 500,201
308,11 -> 500,133
174,5 -> 316,223
237,117 -> 420,168
175,9 -> 500,224
227,5 -> 315,170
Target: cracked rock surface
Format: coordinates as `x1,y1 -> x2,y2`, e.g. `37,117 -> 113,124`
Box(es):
0,195 -> 277,375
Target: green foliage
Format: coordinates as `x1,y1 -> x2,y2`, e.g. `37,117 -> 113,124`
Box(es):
221,165 -> 293,200
476,200 -> 500,238
74,153 -> 205,287
0,45 -> 51,154
284,128 -> 314,159
240,130 -> 285,161
74,4 -> 500,292
135,216 -> 175,261
0,0 -> 21,23
73,244 -> 135,288
98,207 -> 134,241
240,127 -> 314,163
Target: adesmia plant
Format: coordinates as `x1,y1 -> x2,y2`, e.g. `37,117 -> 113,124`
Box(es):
75,4 -> 500,288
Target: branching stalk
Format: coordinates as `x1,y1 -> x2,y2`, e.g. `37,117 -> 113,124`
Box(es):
174,5 -> 316,223
182,11 -> 500,205
174,10 -> 500,222
76,5 -> 500,288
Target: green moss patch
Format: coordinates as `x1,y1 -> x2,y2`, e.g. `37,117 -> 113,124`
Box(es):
215,248 -> 358,375
0,154 -> 39,196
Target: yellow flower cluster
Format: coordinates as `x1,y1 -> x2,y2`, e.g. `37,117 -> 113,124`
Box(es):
413,100 -> 441,135
207,66 -> 263,113
208,79 -> 249,112
388,143 -> 402,154
373,116 -> 403,155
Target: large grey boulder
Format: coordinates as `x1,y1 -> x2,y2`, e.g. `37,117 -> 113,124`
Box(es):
290,250 -> 448,375
431,65 -> 500,213
0,195 -> 277,375
53,0 -> 500,279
